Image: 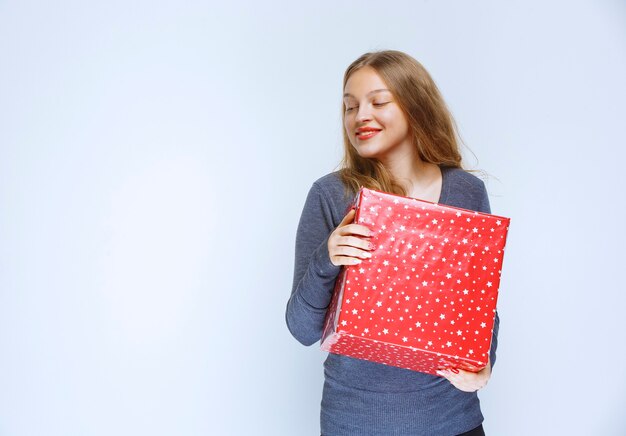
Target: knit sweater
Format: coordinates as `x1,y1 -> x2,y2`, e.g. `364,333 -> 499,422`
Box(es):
286,166 -> 499,436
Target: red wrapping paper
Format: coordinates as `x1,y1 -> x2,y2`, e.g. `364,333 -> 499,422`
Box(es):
320,187 -> 510,376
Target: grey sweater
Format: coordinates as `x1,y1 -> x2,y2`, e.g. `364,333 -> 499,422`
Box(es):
286,166 -> 499,435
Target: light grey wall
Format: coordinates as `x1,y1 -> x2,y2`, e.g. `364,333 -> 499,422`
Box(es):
1,1 -> 624,435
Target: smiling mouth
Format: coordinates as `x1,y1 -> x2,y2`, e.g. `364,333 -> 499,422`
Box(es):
356,130 -> 381,140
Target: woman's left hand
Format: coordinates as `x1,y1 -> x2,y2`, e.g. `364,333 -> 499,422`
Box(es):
436,357 -> 491,392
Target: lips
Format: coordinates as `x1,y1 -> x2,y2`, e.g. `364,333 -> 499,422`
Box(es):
356,127 -> 382,140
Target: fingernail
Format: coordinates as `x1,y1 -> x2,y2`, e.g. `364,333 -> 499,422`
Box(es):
364,252 -> 372,258
354,259 -> 362,264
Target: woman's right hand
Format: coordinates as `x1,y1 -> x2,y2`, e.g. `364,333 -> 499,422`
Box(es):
328,208 -> 374,266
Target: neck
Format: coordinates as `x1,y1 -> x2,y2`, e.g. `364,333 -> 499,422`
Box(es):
379,148 -> 436,191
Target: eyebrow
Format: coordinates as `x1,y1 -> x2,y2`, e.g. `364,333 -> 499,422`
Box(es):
343,89 -> 391,98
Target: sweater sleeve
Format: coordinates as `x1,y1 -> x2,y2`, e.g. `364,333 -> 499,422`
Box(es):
285,182 -> 342,346
476,179 -> 500,370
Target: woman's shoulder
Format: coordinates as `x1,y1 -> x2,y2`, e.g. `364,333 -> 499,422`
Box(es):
306,170 -> 355,217
443,166 -> 486,189
441,166 -> 490,212
311,170 -> 353,199
313,170 -> 344,188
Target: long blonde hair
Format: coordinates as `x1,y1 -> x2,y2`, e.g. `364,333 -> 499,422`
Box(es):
339,50 -> 466,197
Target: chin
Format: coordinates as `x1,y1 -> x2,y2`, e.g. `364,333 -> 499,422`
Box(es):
354,146 -> 383,161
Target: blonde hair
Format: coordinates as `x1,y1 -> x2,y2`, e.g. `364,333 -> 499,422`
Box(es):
339,50 -> 467,197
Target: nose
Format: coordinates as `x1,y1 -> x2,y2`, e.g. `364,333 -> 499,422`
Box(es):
356,104 -> 373,123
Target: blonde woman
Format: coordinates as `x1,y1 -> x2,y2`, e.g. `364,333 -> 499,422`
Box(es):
286,50 -> 498,436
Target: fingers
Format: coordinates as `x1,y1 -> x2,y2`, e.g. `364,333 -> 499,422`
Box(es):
436,369 -> 471,392
329,234 -> 374,266
337,235 -> 373,252
333,245 -> 373,260
338,223 -> 372,238
338,209 -> 372,237
329,243 -> 373,266
331,255 -> 368,266
436,367 -> 490,392
329,208 -> 375,266
338,208 -> 356,227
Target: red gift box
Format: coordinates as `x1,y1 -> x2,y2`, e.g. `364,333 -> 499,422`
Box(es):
321,187 -> 510,376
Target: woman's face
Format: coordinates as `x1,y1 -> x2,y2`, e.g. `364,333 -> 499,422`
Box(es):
343,66 -> 412,162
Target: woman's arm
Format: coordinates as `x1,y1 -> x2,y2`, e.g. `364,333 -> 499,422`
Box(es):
285,182 -> 342,346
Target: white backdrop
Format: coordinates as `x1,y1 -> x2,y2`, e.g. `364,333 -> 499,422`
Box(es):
1,1 -> 625,435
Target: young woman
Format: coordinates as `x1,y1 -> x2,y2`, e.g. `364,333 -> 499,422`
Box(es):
286,50 -> 498,436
